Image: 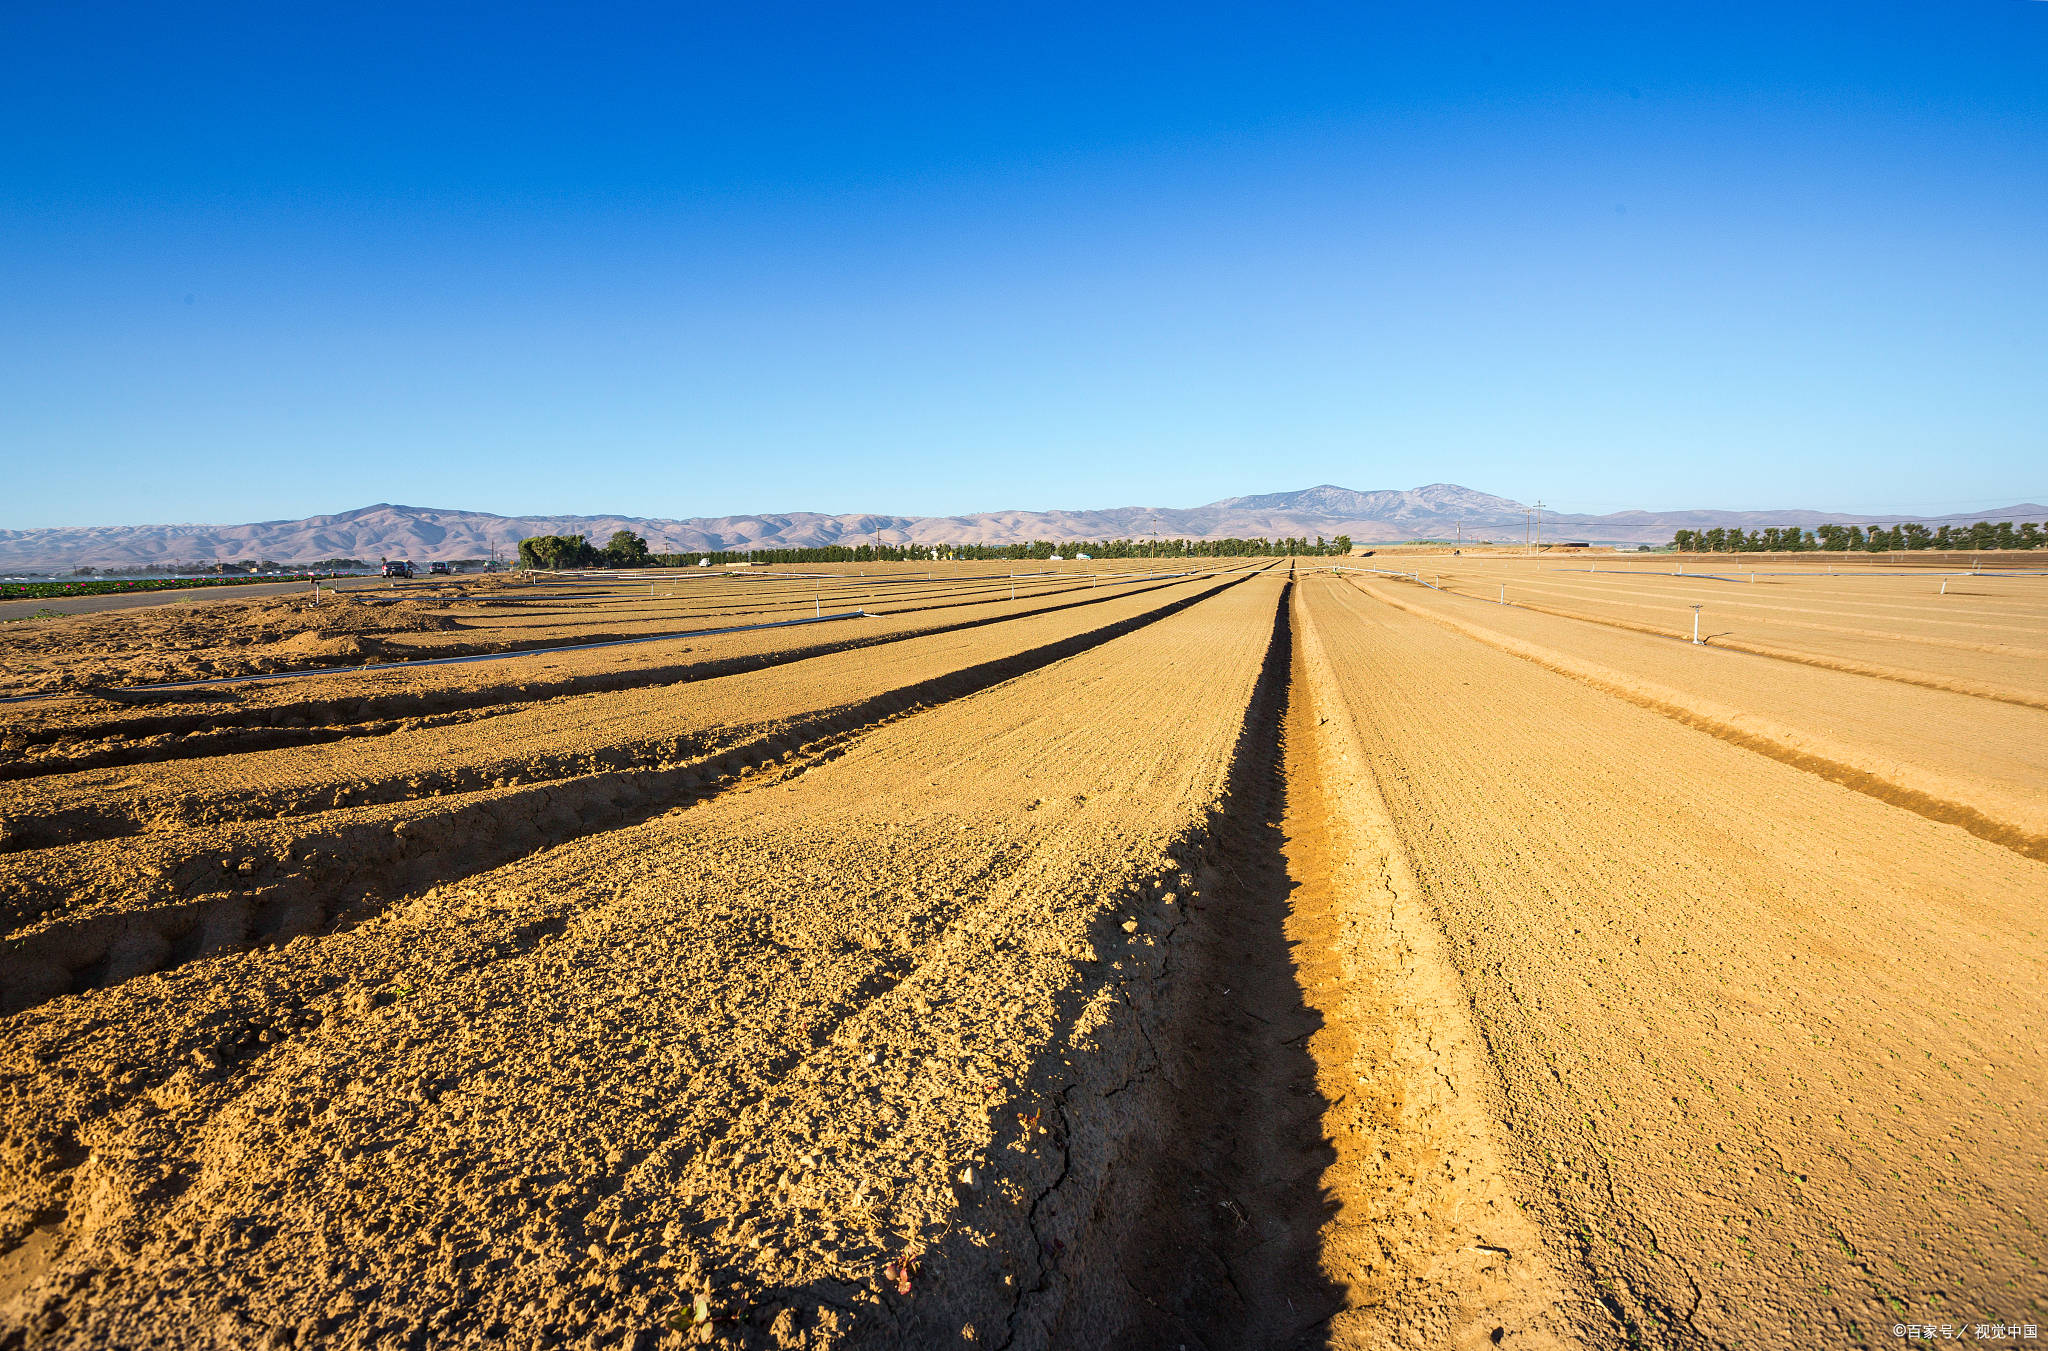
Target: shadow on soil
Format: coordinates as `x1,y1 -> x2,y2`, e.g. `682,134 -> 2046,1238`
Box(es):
959,579 -> 1347,1351
1,574 -> 1256,1016
2,573 -> 1228,780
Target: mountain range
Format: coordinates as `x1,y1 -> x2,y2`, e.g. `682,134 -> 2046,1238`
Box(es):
3,486 -> 2041,572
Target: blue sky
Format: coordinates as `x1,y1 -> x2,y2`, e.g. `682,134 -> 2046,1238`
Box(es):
3,1 -> 2043,527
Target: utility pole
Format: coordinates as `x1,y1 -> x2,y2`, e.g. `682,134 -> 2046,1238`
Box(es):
1534,501 -> 1546,551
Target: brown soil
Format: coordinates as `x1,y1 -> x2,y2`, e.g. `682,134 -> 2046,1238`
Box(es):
0,571 -> 1252,1012
1398,556 -> 2048,703
0,562 -> 1249,702
0,591 -> 464,698
1297,573 -> 2047,1345
1,558 -> 2042,1349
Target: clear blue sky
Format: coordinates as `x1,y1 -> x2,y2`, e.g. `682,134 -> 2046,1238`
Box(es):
3,1 -> 2043,528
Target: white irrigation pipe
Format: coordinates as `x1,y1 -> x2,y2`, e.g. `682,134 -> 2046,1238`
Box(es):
1555,566 -> 2048,580
1549,567 -> 1751,583
1330,564 -> 1446,592
518,576 -> 1014,604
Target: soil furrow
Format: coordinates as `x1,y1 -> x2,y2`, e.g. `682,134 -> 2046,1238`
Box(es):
1345,577 -> 2048,860
0,573 -> 1293,1350
2,572 -> 1251,854
1380,565 -> 2048,706
0,568 -> 1261,781
1000,576 -> 1342,1349
0,572 -> 1253,1013
1299,573 -> 2048,1347
1283,581 -> 1575,1348
4,549 -> 2034,1350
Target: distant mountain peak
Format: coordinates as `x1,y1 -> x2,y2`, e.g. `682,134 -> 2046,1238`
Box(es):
1205,482 -> 1528,520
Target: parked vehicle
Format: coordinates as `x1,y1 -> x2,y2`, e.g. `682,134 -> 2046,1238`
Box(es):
381,561 -> 415,579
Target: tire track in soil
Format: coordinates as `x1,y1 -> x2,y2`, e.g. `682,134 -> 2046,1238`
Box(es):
0,572 -> 1257,1015
1,566 -> 1274,783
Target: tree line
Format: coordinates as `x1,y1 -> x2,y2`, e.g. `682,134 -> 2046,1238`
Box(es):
517,531 -> 1354,569
1671,521 -> 2043,553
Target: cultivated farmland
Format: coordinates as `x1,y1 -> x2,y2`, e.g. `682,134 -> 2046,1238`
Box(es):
0,555 -> 2041,1349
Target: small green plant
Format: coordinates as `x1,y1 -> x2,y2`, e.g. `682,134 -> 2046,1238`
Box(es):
665,1293 -> 715,1332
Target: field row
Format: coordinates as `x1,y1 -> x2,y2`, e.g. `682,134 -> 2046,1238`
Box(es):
2,570 -> 1339,1350
1387,555 -> 2048,702
1296,572 -> 2046,1345
0,568 -> 1278,1013
0,559 -> 1268,702
0,564 -> 1269,773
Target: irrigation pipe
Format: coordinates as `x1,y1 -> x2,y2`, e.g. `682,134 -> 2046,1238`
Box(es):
1547,566 -> 2048,580
1329,564 -> 1446,592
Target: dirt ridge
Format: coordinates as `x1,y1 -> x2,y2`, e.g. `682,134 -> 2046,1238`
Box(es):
0,572 -> 1253,1014
1,569 -> 1265,782
1291,578 -> 1581,1348
2,573 -> 1255,855
1390,577 -> 2048,710
1348,577 -> 2048,862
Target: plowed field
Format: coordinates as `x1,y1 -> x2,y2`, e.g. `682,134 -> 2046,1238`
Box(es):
0,560 -> 1255,701
2,557 -> 2042,1349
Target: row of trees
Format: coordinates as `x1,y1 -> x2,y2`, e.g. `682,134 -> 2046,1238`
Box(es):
517,534 -> 633,569
1671,522 -> 2043,553
516,532 -> 1354,569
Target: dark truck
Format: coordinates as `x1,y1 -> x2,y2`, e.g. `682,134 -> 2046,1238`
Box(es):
381,561 -> 415,579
